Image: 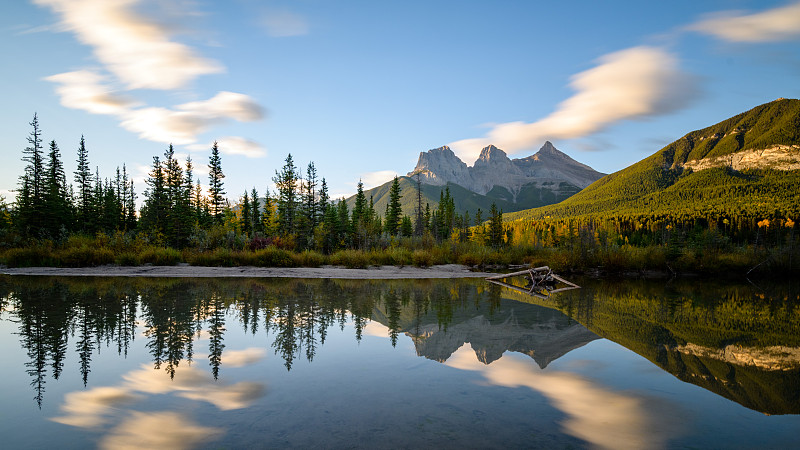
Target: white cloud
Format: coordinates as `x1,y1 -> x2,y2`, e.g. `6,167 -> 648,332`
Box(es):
45,70 -> 138,115
261,9 -> 309,37
688,1 -> 800,42
449,46 -> 699,162
178,91 -> 265,122
216,137 -> 267,158
117,92 -> 264,145
34,0 -> 223,90
361,170 -> 398,189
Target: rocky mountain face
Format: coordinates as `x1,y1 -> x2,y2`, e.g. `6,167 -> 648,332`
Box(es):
408,142 -> 604,200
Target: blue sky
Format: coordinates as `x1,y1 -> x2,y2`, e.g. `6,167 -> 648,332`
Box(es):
2,0 -> 799,204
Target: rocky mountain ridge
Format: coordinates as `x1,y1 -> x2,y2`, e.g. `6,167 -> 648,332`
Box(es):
408,141 -> 605,200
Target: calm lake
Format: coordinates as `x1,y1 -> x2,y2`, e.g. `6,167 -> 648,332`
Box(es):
0,275 -> 798,449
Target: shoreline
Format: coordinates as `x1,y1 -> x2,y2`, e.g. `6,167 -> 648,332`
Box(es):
0,264 -> 495,279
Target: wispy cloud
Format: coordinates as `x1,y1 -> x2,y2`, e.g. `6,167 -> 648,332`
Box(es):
36,0 -> 267,155
449,46 -> 699,162
119,92 -> 264,145
361,170 -> 398,189
34,0 -> 223,90
688,1 -> 800,43
45,70 -> 137,115
261,9 -> 309,37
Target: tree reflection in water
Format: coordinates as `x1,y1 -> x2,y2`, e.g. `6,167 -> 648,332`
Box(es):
1,275 -> 798,415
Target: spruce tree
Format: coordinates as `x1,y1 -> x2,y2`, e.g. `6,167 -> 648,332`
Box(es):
488,202 -> 504,248
74,135 -> 93,232
141,156 -> 166,238
17,113 -> 46,237
208,141 -> 226,225
273,154 -> 298,236
241,191 -> 252,236
250,187 -> 262,235
384,176 -> 402,236
43,139 -> 71,238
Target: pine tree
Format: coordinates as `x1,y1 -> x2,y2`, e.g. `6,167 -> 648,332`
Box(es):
414,172 -> 424,236
488,202 -> 504,248
141,156 -> 167,238
274,154 -> 298,236
241,190 -> 252,236
17,113 -> 46,237
384,176 -> 402,236
250,187 -> 262,235
318,178 -> 330,217
43,139 -> 72,238
74,135 -> 93,232
208,141 -> 226,225
121,164 -> 136,230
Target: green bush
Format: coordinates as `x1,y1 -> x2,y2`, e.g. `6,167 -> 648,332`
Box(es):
412,249 -> 433,267
330,249 -> 371,268
58,246 -> 115,267
116,252 -> 140,266
292,250 -> 325,267
252,247 -> 294,267
138,247 -> 182,265
1,247 -> 56,267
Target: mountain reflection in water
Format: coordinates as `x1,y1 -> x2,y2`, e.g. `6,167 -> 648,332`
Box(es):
0,275 -> 798,449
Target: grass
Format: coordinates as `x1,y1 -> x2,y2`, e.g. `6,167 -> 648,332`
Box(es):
0,234 -> 795,277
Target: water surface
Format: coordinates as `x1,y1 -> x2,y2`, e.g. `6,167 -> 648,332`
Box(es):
0,275 -> 797,449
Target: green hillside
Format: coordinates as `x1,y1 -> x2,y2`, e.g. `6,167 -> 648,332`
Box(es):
346,176 -> 579,218
507,98 -> 800,222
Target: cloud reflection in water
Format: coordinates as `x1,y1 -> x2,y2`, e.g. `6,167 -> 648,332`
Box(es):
50,347 -> 267,446
446,343 -> 681,450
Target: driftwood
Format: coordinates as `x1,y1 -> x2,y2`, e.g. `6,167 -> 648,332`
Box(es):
485,266 -> 579,298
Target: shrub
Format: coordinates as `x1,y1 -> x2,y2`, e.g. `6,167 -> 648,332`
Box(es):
116,252 -> 140,266
292,250 -> 325,267
412,249 -> 433,267
58,246 -> 115,267
253,247 -> 295,267
1,247 -> 56,267
138,247 -> 182,265
330,249 -> 371,268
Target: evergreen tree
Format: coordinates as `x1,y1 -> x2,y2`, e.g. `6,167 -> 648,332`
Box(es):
414,172 -> 424,236
43,139 -> 72,238
17,113 -> 46,237
74,135 -> 93,232
318,178 -> 330,217
384,176 -> 402,236
303,162 -> 318,229
140,156 -> 167,238
336,198 -> 350,248
488,202 -> 504,248
208,141 -> 226,225
241,191 -> 252,236
121,164 -> 136,230
274,154 -> 299,236
400,215 -> 413,237
250,187 -> 262,235
351,180 -> 368,248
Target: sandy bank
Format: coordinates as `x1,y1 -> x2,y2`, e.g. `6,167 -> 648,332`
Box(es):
0,264 -> 494,279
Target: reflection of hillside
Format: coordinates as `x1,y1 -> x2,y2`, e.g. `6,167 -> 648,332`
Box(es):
501,278 -> 800,415
373,299 -> 600,368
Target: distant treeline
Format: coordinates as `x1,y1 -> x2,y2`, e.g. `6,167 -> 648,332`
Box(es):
1,114 -> 504,253
1,114 -> 797,275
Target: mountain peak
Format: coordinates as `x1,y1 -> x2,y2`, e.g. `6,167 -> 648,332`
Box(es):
476,144 -> 509,163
